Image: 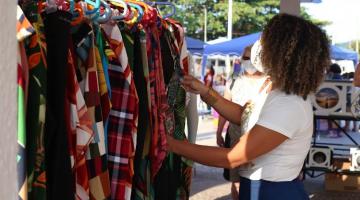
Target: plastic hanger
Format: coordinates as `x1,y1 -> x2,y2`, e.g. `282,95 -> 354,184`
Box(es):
123,6 -> 137,25
97,0 -> 112,23
71,3 -> 85,25
127,2 -> 144,23
69,0 -> 76,14
126,0 -> 149,13
84,0 -> 101,15
148,1 -> 176,18
109,0 -> 129,21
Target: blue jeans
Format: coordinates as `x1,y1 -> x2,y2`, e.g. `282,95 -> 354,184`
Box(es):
239,177 -> 309,200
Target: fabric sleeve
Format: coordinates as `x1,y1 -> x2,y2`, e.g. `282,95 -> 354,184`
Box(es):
256,96 -> 305,139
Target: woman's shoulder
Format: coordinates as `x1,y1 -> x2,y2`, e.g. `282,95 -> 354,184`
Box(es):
265,90 -> 313,116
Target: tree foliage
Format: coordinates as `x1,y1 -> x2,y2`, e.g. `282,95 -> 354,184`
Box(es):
162,0 -> 329,41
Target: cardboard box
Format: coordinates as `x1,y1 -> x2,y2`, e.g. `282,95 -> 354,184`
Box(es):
325,159 -> 360,192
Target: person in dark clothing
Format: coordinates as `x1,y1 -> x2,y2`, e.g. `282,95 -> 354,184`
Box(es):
327,63 -> 342,80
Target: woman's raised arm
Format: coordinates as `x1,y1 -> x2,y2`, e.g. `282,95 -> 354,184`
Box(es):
181,75 -> 245,125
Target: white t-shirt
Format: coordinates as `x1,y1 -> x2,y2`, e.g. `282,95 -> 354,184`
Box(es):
226,76 -> 269,140
239,90 -> 313,181
229,76 -> 268,107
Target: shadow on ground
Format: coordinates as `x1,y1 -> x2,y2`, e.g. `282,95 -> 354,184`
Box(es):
190,164 -> 232,199
214,194 -> 232,200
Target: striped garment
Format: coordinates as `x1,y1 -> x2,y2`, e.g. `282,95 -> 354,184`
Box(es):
102,22 -> 139,200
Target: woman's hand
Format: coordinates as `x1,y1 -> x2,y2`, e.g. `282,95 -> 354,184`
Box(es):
181,75 -> 209,95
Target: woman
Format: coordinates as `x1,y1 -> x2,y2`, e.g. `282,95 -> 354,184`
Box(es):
204,65 -> 215,88
217,45 -> 268,200
203,66 -> 215,111
168,14 -> 330,200
353,62 -> 360,86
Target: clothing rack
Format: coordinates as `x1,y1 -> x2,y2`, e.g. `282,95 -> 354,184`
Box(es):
16,1 -> 198,200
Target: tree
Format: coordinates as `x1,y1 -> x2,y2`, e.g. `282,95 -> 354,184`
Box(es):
165,0 -> 329,40
162,0 -> 217,40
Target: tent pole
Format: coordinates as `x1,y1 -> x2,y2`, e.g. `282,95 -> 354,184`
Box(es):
227,0 -> 233,40
204,7 -> 207,42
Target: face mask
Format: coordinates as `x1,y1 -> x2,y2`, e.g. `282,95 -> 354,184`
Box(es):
242,60 -> 257,75
251,39 -> 264,73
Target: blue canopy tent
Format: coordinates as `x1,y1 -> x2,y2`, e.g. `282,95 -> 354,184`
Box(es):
331,45 -> 358,64
201,32 -> 261,76
201,32 -> 359,76
186,37 -> 207,55
203,32 -> 261,56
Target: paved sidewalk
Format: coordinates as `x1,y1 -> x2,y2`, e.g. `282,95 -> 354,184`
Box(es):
189,117 -> 360,200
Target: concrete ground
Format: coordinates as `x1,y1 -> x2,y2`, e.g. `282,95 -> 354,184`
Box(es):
189,117 -> 360,200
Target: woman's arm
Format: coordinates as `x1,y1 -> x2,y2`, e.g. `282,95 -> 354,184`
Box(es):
216,88 -> 232,147
168,124 -> 288,169
182,75 -> 244,125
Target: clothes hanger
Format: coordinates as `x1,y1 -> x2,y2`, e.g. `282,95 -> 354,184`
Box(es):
127,2 -> 144,23
126,0 -> 149,13
84,0 -> 101,15
122,6 -> 138,25
148,1 -> 176,19
126,0 -> 154,24
69,0 -> 76,14
109,0 -> 129,21
97,0 -> 112,23
71,3 -> 85,25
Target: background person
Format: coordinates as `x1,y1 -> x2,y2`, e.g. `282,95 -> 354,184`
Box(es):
203,66 -> 215,111
216,45 -> 267,200
169,13 -> 330,200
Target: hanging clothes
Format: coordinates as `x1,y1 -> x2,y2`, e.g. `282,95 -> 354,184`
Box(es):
65,47 -> 94,199
21,3 -> 48,199
42,10 -> 75,200
146,16 -> 170,181
17,5 -> 35,200
71,22 -> 112,200
153,18 -> 194,200
94,25 -> 112,126
131,28 -> 155,200
168,20 -> 194,199
102,22 -> 139,200
17,2 -> 194,200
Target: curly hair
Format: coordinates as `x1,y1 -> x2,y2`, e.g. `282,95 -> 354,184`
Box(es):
260,13 -> 330,99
